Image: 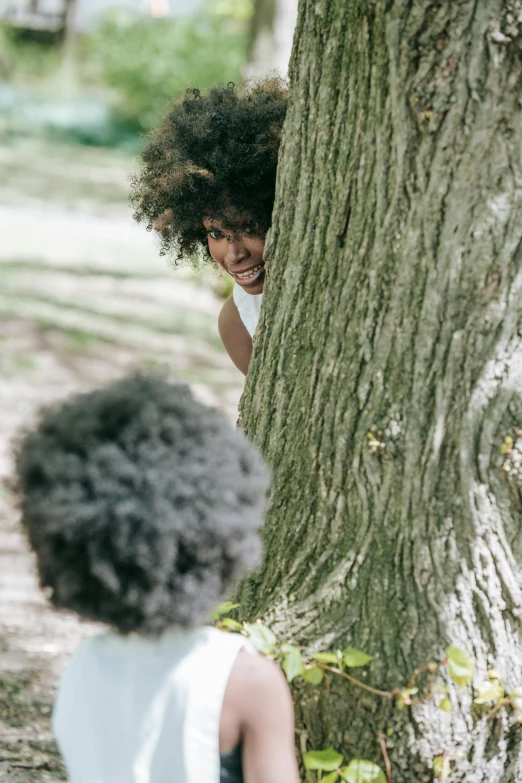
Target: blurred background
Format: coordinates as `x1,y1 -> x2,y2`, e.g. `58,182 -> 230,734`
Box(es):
0,0 -> 299,465
0,3 -> 296,780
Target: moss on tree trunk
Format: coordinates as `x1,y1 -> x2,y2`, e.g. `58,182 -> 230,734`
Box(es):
238,0 -> 522,779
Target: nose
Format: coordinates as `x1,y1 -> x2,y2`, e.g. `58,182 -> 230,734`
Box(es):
225,240 -> 249,266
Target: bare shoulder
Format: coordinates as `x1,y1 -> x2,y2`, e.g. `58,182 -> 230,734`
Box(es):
218,295 -> 252,375
229,649 -> 299,783
231,648 -> 288,689
229,649 -> 294,720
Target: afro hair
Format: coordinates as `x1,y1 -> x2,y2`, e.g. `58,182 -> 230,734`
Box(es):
131,78 -> 288,263
14,374 -> 269,635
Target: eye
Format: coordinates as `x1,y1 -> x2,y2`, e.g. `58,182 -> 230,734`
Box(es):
208,228 -> 225,240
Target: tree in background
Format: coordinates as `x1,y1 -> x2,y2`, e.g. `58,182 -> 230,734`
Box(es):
239,0 -> 522,780
60,0 -> 79,83
0,0 -> 253,144
245,0 -> 297,77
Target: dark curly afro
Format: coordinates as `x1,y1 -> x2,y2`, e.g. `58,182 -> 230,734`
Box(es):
14,374 -> 269,635
131,78 -> 288,263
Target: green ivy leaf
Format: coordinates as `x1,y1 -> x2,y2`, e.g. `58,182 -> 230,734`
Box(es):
303,748 -> 344,772
220,618 -> 243,632
473,680 -> 503,705
281,645 -> 304,683
244,623 -> 277,655
446,646 -> 475,687
342,648 -> 374,668
438,697 -> 453,712
311,652 -> 340,665
322,773 -> 340,783
212,602 -> 240,620
433,755 -> 451,780
303,666 -> 325,685
340,759 -> 387,782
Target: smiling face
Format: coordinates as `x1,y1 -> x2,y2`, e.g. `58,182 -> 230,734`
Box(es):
204,218 -> 266,295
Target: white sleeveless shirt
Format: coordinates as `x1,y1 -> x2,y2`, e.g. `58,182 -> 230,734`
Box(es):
53,626 -> 250,783
232,284 -> 262,338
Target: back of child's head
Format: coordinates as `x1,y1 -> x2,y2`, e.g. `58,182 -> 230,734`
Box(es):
14,374 -> 269,635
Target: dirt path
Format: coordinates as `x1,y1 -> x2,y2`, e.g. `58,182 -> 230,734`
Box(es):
0,137 -> 243,781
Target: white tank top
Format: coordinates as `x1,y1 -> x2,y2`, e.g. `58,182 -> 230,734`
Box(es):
232,284 -> 262,338
53,626 -> 250,783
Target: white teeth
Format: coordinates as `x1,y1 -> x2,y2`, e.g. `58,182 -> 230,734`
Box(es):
236,264 -> 263,280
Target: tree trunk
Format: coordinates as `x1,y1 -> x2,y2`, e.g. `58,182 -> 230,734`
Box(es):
59,0 -> 78,85
238,0 -> 522,780
245,0 -> 298,78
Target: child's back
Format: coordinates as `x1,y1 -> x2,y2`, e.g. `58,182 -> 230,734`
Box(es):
14,374 -> 298,783
54,628 -> 244,781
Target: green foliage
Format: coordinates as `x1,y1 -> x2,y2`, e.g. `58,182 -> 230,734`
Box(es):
341,759 -> 387,783
322,773 -> 341,783
303,666 -> 324,685
85,1 -> 251,131
473,679 -> 503,705
281,644 -> 304,683
311,651 -> 341,665
220,617 -> 244,631
243,622 -> 277,655
303,750 -> 387,783
304,748 -> 344,772
216,610 -> 522,779
1,1 -> 252,148
342,648 -> 374,668
445,646 -> 475,687
212,601 -> 240,620
0,25 -> 62,83
211,0 -> 252,20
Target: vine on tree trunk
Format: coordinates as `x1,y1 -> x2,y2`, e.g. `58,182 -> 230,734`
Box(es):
213,604 -> 522,781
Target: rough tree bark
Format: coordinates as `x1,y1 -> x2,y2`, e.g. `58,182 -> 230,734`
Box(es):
238,0 -> 522,780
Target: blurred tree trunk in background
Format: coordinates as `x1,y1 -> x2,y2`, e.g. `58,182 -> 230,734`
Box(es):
60,0 -> 78,86
0,27 -> 10,79
239,0 -> 522,780
245,0 -> 297,78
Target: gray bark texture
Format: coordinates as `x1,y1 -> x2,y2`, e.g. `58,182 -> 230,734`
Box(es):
238,0 -> 522,780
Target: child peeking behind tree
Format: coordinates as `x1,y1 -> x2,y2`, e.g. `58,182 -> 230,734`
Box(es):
14,374 -> 299,783
131,79 -> 288,375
